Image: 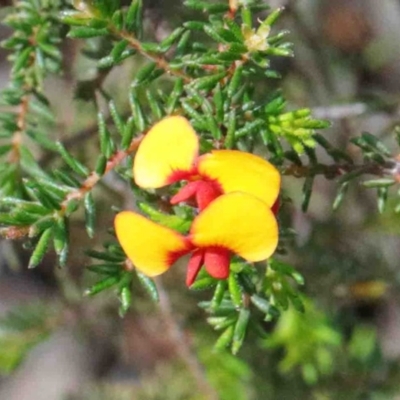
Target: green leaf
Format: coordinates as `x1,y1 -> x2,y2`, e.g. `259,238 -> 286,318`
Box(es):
126,0 -> 143,35
136,271 -> 159,302
84,192 -> 96,238
67,26 -> 109,38
184,1 -> 229,13
53,217 -> 68,267
250,295 -> 271,314
228,273 -> 243,308
108,101 -> 124,136
362,178 -> 395,188
377,186 -> 388,213
138,202 -> 191,233
301,176 -> 314,212
214,325 -> 235,351
12,47 -> 32,75
86,249 -> 125,263
28,227 -> 52,269
86,275 -> 121,296
97,112 -> 114,158
190,276 -> 217,290
132,62 -> 157,86
56,142 -> 89,177
159,27 -> 185,51
129,90 -> 146,131
232,308 -> 250,354
191,72 -> 226,91
211,280 -> 227,310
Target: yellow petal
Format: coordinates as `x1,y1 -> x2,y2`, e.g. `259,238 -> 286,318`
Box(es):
190,192 -> 278,261
198,150 -> 280,207
115,211 -> 189,276
133,116 -> 199,188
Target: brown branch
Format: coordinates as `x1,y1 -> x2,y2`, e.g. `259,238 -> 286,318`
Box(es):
60,135 -> 143,211
155,278 -> 219,400
8,94 -> 29,164
0,226 -> 30,240
115,29 -> 192,83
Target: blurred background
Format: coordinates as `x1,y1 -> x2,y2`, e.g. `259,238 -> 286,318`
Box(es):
2,0 -> 400,399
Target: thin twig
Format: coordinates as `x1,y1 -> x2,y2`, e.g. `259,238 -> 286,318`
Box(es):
155,278 -> 219,400
115,29 -> 192,83
60,135 -> 143,210
8,94 -> 29,164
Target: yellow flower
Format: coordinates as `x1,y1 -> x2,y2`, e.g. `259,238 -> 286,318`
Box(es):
115,192 -> 278,286
133,116 -> 280,210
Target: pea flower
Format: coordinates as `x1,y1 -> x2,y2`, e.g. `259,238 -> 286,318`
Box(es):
115,192 -> 278,286
133,116 -> 280,211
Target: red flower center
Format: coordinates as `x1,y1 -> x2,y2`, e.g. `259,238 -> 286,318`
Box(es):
186,246 -> 231,286
171,179 -> 222,211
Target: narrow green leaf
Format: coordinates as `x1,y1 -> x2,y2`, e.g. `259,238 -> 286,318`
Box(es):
377,187 -> 388,213
12,47 -> 32,75
250,295 -> 271,314
86,275 -> 121,296
87,263 -> 121,275
56,142 -> 89,177
232,308 -> 250,354
301,176 -> 314,212
214,325 -> 235,351
67,27 -> 109,38
184,1 -> 229,13
228,273 -> 243,308
265,7 -> 284,26
224,109 -> 236,149
159,27 -> 185,51
108,101 -> 124,136
166,78 -> 184,114
176,30 -> 191,55
84,192 -> 96,238
132,62 -> 157,86
362,178 -> 395,188
190,276 -> 216,290
136,270 -> 159,302
29,216 -> 55,237
224,18 -> 244,42
235,120 -> 264,139
183,21 -> 206,30
86,249 -> 125,262
126,0 -> 143,35
53,217 -> 68,267
211,280 -> 227,310
28,228 -> 52,269
146,90 -> 163,120
95,154 -> 107,175
129,90 -> 146,131
191,72 -> 225,91
111,10 -> 124,31
97,112 -> 110,156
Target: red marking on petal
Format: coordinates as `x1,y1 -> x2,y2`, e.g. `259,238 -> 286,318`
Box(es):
167,167 -> 198,184
204,247 -> 231,280
271,197 -> 280,215
170,179 -> 222,210
170,181 -> 202,205
195,181 -> 222,211
186,249 -> 205,286
166,239 -> 193,267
